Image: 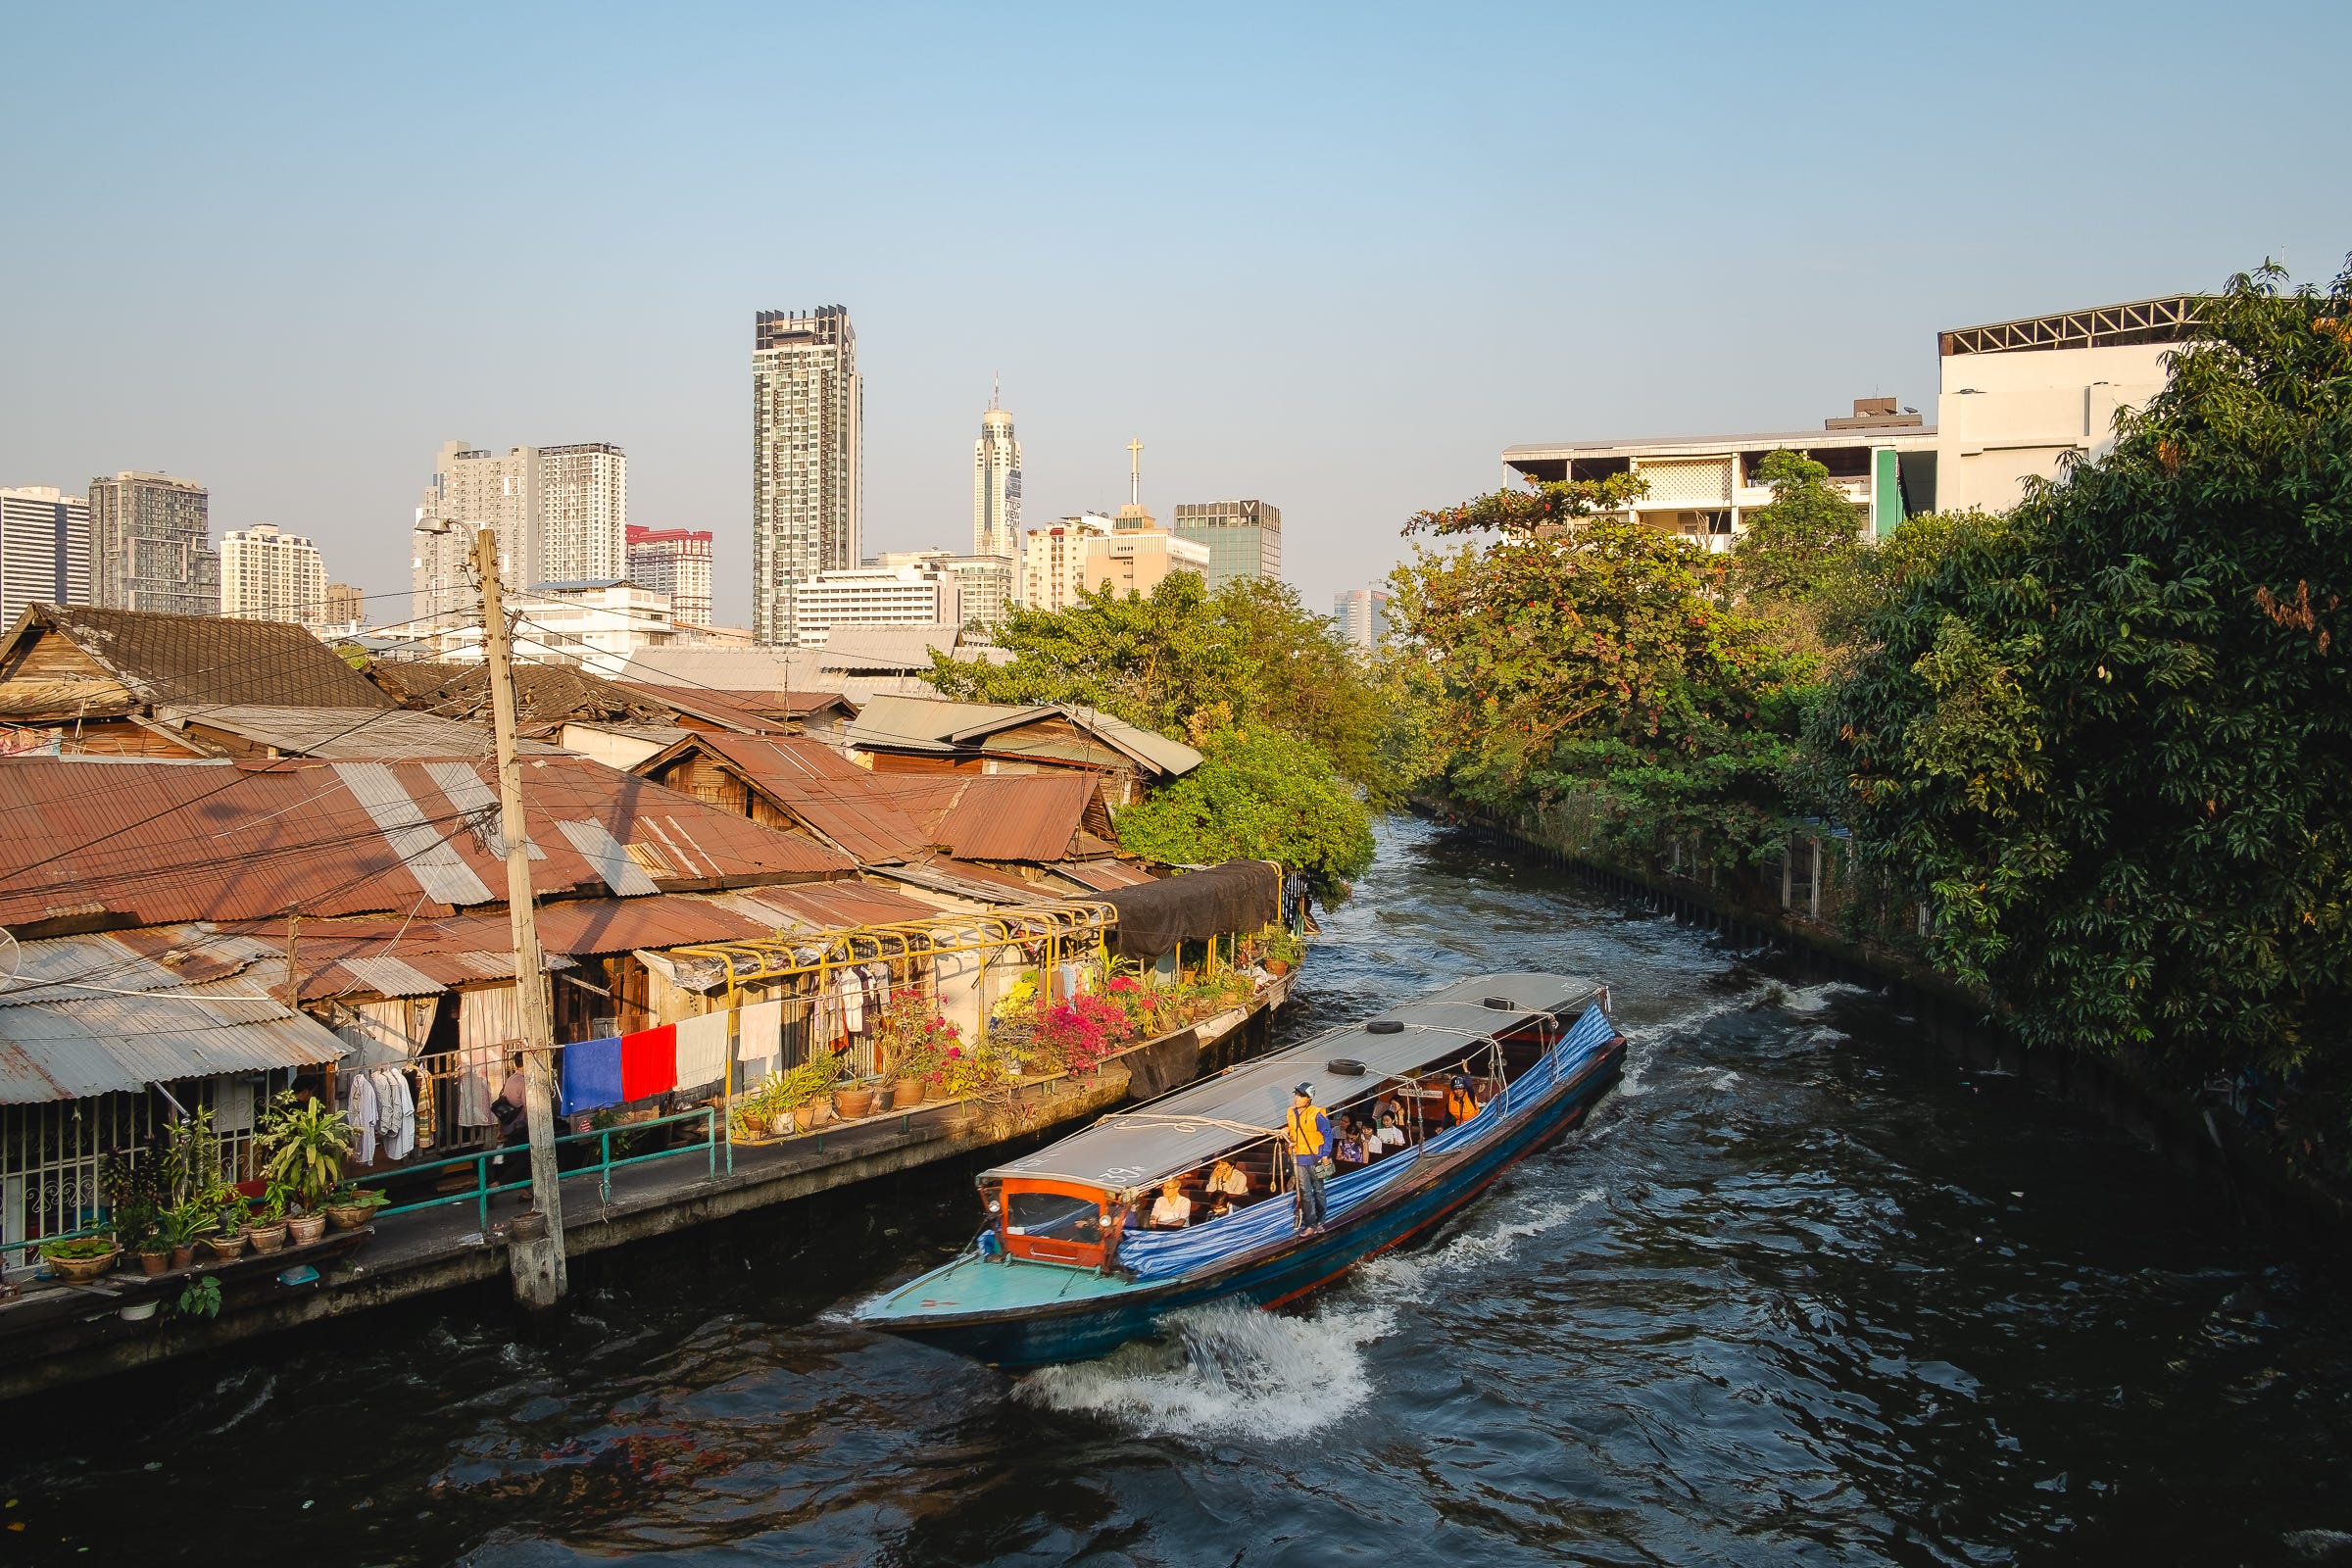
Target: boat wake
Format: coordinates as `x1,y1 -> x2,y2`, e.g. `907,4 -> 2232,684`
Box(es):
1356,1186 -> 1605,1301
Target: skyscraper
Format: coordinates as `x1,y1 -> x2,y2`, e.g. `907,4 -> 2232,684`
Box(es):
88,471 -> 218,615
220,524 -> 327,624
626,525 -> 714,627
410,439 -> 627,620
973,392 -> 1022,558
1335,586 -> 1391,649
1174,499 -> 1283,589
752,306 -> 861,646
0,486 -> 92,624
535,443 -> 628,586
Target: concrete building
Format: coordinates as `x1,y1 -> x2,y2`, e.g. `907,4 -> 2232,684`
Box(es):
1334,586 -> 1391,650
793,561 -> 963,647
1021,514 -> 1113,612
511,579 -> 674,674
1173,499 -> 1282,589
1082,530 -> 1208,599
220,524 -> 327,624
753,306 -> 862,646
973,396 -> 1022,559
877,550 -> 1013,637
626,526 -> 714,627
322,582 -> 364,625
410,440 -> 628,620
1933,296 -> 2194,514
0,486 -> 91,625
87,471 -> 218,615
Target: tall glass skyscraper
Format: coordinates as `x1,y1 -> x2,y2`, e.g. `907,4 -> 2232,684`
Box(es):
1172,499 -> 1282,590
752,306 -> 861,646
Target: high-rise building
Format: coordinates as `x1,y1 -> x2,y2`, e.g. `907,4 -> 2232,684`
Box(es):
536,443 -> 628,586
1173,499 -> 1283,589
794,561 -> 962,647
0,486 -> 92,625
1335,586 -> 1391,649
88,471 -> 217,616
626,526 -> 714,627
752,306 -> 862,646
220,524 -> 328,624
973,393 -> 1022,558
1083,530 -> 1209,599
1020,514 -> 1113,612
321,581 -> 365,627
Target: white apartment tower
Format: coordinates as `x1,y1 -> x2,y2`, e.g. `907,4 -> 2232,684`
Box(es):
410,439 -> 628,619
753,306 -> 862,646
536,443 -> 628,586
87,471 -> 218,615
625,526 -> 714,627
973,394 -> 1022,558
1021,514 -> 1114,612
0,487 -> 92,624
220,524 -> 328,624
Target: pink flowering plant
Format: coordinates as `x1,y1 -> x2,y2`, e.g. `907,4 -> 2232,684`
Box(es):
1023,992 -> 1135,1076
876,993 -> 959,1082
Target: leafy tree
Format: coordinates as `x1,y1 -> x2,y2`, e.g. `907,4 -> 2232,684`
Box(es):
1729,449 -> 1868,608
1817,261 -> 2352,1115
1113,727 -> 1376,898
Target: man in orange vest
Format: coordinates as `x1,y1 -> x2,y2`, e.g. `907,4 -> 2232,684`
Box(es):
1286,1083 -> 1334,1235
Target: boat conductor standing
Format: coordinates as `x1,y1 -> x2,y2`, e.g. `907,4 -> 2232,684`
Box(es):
1287,1084 -> 1335,1235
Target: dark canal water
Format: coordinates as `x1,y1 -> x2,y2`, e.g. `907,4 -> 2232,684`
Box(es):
6,817 -> 2351,1565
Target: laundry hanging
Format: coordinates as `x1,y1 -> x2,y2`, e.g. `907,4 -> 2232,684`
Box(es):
673,1012 -> 728,1093
738,997 -> 783,1084
346,1071 -> 379,1164
458,987 -> 524,1127
562,1036 -> 624,1114
619,1023 -> 677,1102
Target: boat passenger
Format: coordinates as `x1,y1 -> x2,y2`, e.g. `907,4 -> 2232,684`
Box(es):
1149,1179 -> 1193,1229
1206,1158 -> 1250,1201
1334,1125 -> 1368,1168
1377,1109 -> 1408,1151
1446,1073 -> 1482,1126
1286,1084 -> 1334,1235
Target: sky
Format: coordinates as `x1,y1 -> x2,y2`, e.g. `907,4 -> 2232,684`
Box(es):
4,2 -> 2349,627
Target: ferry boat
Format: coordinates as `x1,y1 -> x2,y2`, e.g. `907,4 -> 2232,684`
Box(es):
857,972 -> 1623,1368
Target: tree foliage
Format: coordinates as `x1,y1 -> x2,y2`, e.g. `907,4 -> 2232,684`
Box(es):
1816,262 -> 2352,1099
1729,448 -> 1867,608
1113,727 -> 1376,897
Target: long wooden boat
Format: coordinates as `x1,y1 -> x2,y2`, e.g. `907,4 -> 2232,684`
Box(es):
856,972 -> 1623,1368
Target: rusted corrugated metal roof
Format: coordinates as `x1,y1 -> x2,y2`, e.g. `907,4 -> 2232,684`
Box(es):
644,732 -> 932,865
0,755 -> 851,929
933,773 -> 1095,862
1051,858 -> 1159,892
711,880 -> 937,933
610,683 -> 790,735
163,705 -> 570,760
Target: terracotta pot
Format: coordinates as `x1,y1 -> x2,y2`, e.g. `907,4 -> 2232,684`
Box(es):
247,1222 -> 289,1254
170,1244 -> 195,1269
1265,958 -> 1291,977
833,1085 -> 877,1119
791,1102 -> 820,1132
46,1248 -> 117,1283
205,1233 -> 249,1262
287,1213 -> 328,1246
137,1250 -> 170,1276
893,1077 -> 926,1107
325,1204 -> 374,1231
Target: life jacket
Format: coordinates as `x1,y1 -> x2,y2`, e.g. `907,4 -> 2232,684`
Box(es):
1447,1087 -> 1481,1122
1286,1103 -> 1328,1158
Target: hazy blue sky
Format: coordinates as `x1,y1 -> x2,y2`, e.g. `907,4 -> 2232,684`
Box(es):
4,2 -> 2347,625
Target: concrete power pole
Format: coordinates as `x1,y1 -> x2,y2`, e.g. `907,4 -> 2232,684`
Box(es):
473,526 -> 567,1308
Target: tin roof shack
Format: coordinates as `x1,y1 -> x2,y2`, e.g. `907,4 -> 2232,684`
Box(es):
0,603 -> 394,757
364,659 -> 799,771
632,731 -> 932,863
843,695 -> 1200,807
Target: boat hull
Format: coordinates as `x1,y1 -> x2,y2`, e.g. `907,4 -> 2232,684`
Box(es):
869,1040 -> 1623,1368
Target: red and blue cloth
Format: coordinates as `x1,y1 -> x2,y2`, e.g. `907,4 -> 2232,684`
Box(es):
561,1024 -> 678,1113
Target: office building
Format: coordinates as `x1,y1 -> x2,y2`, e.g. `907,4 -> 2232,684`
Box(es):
220,524 -> 327,624
1335,586 -> 1392,650
410,439 -> 628,619
0,486 -> 91,624
1083,530 -> 1208,599
1173,499 -> 1283,589
88,471 -> 218,615
626,526 -> 714,627
1021,514 -> 1113,612
973,395 -> 1022,558
878,549 -> 1013,636
752,306 -> 862,645
794,561 -> 963,647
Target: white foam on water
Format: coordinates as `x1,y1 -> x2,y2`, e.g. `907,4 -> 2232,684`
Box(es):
1777,980 -> 1870,1015
1357,1186 -> 1605,1303
1015,1298 -> 1395,1440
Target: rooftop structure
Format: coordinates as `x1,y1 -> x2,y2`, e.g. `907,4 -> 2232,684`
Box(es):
844,694 -> 1200,805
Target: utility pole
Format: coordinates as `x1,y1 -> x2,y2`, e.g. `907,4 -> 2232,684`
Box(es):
474,526 -> 566,1308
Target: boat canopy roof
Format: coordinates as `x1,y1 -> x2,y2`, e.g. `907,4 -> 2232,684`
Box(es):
982,971 -> 1601,1197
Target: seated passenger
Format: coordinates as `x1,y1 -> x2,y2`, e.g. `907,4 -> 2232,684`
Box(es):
1149,1179 -> 1193,1229
1446,1073 -> 1481,1126
1376,1109 -> 1409,1151
1206,1158 -> 1250,1201
1334,1125 -> 1368,1168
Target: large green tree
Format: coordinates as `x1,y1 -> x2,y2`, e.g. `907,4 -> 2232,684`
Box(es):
1817,263 -> 2352,1106
1113,727 -> 1376,897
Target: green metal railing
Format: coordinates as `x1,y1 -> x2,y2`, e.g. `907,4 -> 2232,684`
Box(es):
358,1106 -> 718,1235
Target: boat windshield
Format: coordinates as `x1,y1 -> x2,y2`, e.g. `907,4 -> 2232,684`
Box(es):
1005,1190 -> 1102,1246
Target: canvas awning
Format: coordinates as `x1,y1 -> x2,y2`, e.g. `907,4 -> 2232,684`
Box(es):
1100,859 -> 1280,959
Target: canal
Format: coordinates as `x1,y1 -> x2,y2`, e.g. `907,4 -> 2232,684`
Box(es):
4,816 -> 2348,1564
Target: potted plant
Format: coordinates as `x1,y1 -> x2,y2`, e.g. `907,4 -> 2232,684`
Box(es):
258,1090 -> 353,1244
245,1184 -> 292,1254
780,1054 -> 842,1132
832,1076 -> 879,1120
40,1236 -> 119,1283
1264,927 -> 1303,977
156,1200 -> 218,1269
324,1184 -> 387,1231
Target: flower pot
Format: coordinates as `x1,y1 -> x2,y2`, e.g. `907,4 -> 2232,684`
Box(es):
206,1233 -> 249,1262
325,1204 -> 374,1231
769,1113 -> 797,1138
46,1248 -> 117,1284
170,1244 -> 195,1269
246,1222 -> 289,1254
791,1102 -> 820,1132
137,1250 -> 170,1276
833,1085 -> 876,1120
287,1213 -> 328,1246
893,1077 -> 926,1107
1264,958 -> 1291,977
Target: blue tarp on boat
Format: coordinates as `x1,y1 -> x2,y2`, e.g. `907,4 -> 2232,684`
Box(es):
1115,1003 -> 1616,1280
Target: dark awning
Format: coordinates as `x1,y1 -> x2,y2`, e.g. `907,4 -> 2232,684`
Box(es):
1102,859 -> 1280,959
